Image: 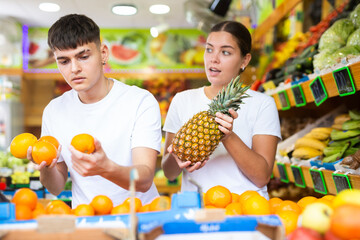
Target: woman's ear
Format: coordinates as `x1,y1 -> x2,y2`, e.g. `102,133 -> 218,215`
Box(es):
241,53 -> 252,69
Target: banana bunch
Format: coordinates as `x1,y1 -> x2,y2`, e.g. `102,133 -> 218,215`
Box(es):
292,127 -> 331,159
322,110 -> 360,163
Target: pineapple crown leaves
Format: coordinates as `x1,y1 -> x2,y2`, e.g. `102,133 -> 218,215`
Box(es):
208,75 -> 251,116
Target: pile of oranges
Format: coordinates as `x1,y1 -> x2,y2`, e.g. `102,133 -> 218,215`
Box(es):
11,188 -> 171,220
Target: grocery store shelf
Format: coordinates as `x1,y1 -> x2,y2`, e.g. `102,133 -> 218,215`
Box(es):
252,0 -> 302,44
272,60 -> 360,110
23,71 -> 207,81
0,68 -> 22,76
272,162 -> 360,195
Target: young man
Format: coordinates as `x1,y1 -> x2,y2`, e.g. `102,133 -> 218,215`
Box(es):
30,14 -> 162,208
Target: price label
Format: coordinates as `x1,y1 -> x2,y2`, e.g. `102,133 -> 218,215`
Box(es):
310,76 -> 328,106
29,177 -> 43,190
278,90 -> 290,110
291,84 -> 306,107
277,162 -> 289,183
333,66 -> 356,96
332,172 -> 352,193
310,168 -> 327,194
291,165 -> 305,188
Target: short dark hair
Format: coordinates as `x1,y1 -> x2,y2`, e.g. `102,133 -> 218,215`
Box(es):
210,21 -> 252,56
48,14 -> 100,51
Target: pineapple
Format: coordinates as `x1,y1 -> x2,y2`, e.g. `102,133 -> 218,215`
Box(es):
172,75 -> 250,164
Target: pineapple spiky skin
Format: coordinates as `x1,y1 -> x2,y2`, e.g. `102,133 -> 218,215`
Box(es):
171,75 -> 250,164
172,111 -> 223,164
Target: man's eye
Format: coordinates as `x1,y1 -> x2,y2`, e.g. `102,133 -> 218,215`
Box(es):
80,55 -> 89,60
206,48 -> 213,53
59,60 -> 68,65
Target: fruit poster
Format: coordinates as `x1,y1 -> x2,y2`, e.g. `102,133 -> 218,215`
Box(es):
25,27 -> 207,71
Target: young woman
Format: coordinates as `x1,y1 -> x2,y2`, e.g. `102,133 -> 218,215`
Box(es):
161,21 -> 281,198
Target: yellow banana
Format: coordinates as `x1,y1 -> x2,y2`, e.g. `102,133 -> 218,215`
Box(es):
294,137 -> 327,151
306,131 -> 330,141
311,127 -> 333,135
292,147 -> 322,159
334,114 -> 351,125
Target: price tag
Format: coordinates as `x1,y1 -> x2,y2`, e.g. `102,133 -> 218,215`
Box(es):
310,76 -> 328,106
291,84 -> 306,107
291,165 -> 305,188
332,172 -> 352,193
333,66 -> 356,96
29,177 -> 43,190
310,168 -> 327,194
278,90 -> 290,110
277,162 -> 289,183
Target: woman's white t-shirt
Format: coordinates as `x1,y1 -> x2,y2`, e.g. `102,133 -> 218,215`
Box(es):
163,87 -> 281,198
41,79 -> 162,207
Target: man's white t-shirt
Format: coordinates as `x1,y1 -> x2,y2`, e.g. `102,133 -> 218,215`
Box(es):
41,79 -> 162,207
163,87 -> 281,198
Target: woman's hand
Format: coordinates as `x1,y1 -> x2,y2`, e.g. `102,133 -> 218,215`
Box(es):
167,145 -> 207,173
27,145 -> 62,170
215,108 -> 238,141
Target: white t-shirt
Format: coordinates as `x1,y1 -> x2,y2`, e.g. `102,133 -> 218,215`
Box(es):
41,79 -> 162,207
163,87 -> 281,198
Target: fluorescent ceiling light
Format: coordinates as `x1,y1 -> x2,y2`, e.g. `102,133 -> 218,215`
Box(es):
39,2 -> 60,12
112,4 -> 137,16
149,4 -> 170,14
150,23 -> 169,38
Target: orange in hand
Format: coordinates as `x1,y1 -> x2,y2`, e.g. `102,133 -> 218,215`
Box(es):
90,195 -> 113,215
10,133 -> 38,159
38,135 -> 60,149
71,133 -> 95,154
12,188 -> 38,211
204,185 -> 232,208
32,141 -> 57,166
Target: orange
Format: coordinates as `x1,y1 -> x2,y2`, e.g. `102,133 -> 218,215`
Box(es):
139,204 -> 151,212
12,188 -> 38,211
122,197 -> 143,212
32,207 -> 46,218
297,196 -> 317,211
205,205 -> 218,209
149,196 -> 171,211
242,194 -> 270,215
15,205 -> 33,220
275,200 -> 301,215
204,185 -> 232,208
277,210 -> 300,235
315,198 -> 333,209
32,141 -> 57,166
269,197 -> 283,214
330,204 -> 360,240
225,202 -> 242,215
111,204 -> 130,215
71,133 -> 95,154
73,204 -> 95,217
10,133 -> 37,159
38,135 -> 60,149
45,200 -> 71,215
231,193 -> 240,203
321,194 -> 335,202
238,190 -> 260,205
90,195 -> 113,215
35,202 -> 45,210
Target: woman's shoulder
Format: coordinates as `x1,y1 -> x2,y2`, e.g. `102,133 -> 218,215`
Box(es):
174,87 -> 204,99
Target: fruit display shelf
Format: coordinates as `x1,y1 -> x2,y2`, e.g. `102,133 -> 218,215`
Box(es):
0,191 -> 284,240
272,161 -> 360,195
271,59 -> 360,110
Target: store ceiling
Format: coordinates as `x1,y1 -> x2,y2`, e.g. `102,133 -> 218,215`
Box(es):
0,0 -> 196,29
